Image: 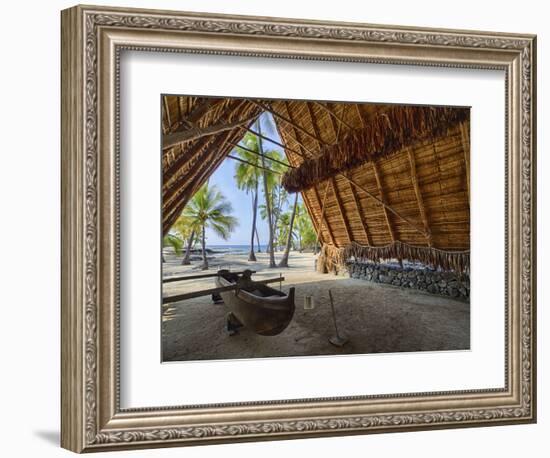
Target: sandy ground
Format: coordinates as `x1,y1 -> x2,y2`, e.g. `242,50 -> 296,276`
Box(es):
162,250 -> 470,362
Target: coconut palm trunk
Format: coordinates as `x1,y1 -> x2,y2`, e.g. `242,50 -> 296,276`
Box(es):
278,192 -> 298,267
248,189 -> 258,261
255,227 -> 261,252
257,120 -> 276,267
200,225 -> 208,270
181,230 -> 195,265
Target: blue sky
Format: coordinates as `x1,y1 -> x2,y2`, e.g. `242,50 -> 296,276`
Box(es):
204,113 -> 290,246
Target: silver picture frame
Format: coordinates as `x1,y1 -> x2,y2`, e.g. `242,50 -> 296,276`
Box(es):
61,4 -> 536,452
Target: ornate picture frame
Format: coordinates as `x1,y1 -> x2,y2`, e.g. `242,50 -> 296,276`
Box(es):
61,4 -> 536,453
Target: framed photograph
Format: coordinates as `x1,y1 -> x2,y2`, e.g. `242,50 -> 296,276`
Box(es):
61,4 -> 536,453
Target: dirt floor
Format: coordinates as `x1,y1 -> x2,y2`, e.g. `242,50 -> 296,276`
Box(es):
162,250 -> 470,362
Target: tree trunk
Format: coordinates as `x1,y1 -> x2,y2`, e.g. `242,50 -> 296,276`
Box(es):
255,227 -> 261,252
181,230 -> 195,265
278,193 -> 298,267
257,120 -> 276,267
200,225 -> 208,270
248,189 -> 258,261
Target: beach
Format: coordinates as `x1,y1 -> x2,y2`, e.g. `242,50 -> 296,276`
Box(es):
162,248 -> 470,362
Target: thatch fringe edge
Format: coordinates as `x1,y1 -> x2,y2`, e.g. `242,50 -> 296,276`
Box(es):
282,106 -> 469,193
320,241 -> 470,274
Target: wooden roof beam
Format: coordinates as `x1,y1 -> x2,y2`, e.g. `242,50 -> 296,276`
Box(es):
249,100 -> 329,147
346,172 -> 371,245
407,147 -> 432,246
330,177 -> 353,244
239,125 -> 305,158
315,181 -> 336,247
459,121 -> 470,202
372,161 -> 396,243
162,112 -> 258,149
313,101 -> 354,131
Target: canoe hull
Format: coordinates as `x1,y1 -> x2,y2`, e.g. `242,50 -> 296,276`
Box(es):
215,274 -> 295,336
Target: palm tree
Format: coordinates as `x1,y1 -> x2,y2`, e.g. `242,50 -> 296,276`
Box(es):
234,133 -> 261,261
162,233 -> 183,262
171,214 -> 198,265
257,150 -> 288,253
256,118 -> 276,268
182,184 -> 238,270
278,192 -> 299,267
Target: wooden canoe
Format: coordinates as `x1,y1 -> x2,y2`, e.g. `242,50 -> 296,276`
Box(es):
215,270 -> 295,336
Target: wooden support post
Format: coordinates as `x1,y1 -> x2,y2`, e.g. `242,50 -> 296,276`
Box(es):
407,147 -> 432,246
372,161 -> 396,242
459,121 -> 470,202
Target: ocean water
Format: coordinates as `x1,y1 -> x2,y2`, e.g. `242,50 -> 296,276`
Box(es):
208,244 -> 269,255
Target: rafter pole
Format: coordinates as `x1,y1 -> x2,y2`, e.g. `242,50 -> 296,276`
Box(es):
226,155 -> 282,175
162,112 -> 258,149
407,147 -> 432,246
239,125 -> 304,157
371,161 -> 395,242
330,177 -> 353,243
163,96 -> 172,131
316,181 -> 336,247
229,140 -> 294,168
303,189 -> 324,243
459,121 -> 470,202
346,172 -> 371,246
249,100 -> 329,146
314,101 -> 354,131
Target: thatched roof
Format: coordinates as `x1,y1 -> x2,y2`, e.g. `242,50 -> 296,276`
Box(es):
162,95 -> 470,271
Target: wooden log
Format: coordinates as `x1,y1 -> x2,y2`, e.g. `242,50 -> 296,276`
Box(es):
163,276 -> 285,304
163,270 -> 257,283
163,113 -> 258,149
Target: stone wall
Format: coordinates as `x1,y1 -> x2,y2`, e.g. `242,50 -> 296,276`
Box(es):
347,261 -> 469,301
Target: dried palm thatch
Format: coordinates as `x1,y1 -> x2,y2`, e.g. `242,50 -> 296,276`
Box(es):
319,241 -> 469,274
281,105 -> 469,193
